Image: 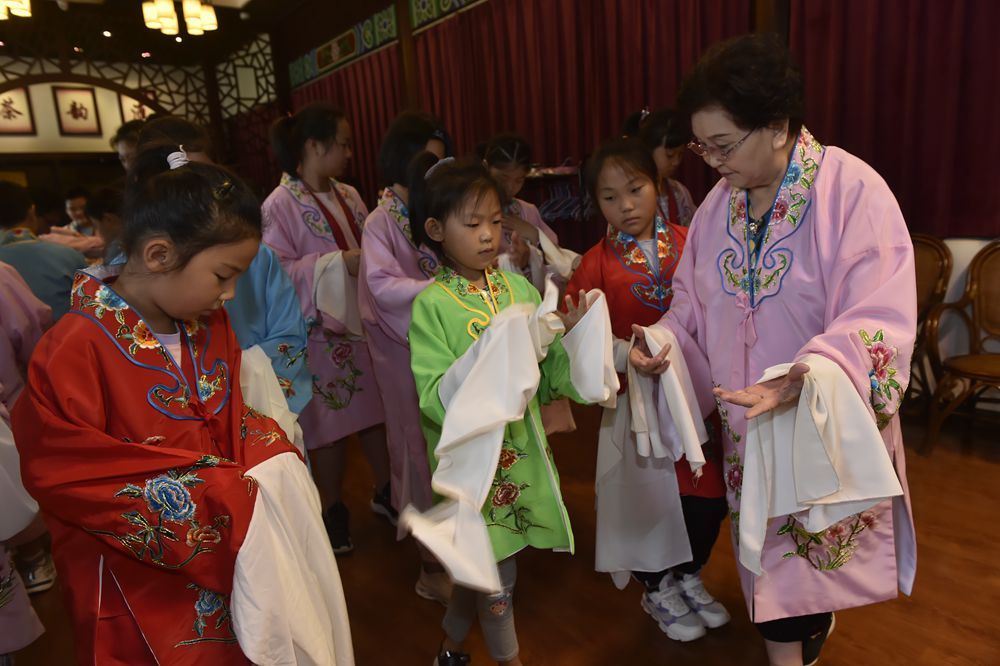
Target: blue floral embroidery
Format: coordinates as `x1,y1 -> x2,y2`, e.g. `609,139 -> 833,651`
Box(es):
143,475 -> 197,522
175,584 -> 237,647
94,285 -> 128,311
782,161 -> 803,187
85,456 -> 231,569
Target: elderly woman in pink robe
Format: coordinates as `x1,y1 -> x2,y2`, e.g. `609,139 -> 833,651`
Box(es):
630,34 -> 916,666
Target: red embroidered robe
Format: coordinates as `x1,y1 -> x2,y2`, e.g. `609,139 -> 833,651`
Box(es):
11,267 -> 299,665
566,218 -> 724,497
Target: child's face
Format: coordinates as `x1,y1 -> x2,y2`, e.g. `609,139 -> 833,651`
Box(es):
65,197 -> 88,225
149,237 -> 260,322
315,119 -> 353,179
93,213 -> 123,245
488,164 -> 528,201
430,189 -> 503,279
652,145 -> 684,181
596,161 -> 658,240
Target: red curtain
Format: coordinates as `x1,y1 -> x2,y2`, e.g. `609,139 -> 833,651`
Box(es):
291,45 -> 404,205
790,0 -> 1000,237
413,0 -> 752,201
223,102 -> 283,198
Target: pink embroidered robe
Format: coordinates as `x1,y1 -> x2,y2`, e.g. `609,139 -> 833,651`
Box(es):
653,128 -> 917,622
358,188 -> 439,511
262,175 -> 384,448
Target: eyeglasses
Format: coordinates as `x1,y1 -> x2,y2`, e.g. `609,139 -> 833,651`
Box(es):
687,128 -> 756,163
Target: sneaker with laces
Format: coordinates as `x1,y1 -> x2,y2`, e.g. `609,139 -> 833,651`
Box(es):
323,502 -> 354,555
640,573 -> 706,642
415,568 -> 452,606
678,572 -> 731,629
370,482 -> 399,527
802,613 -> 836,666
20,552 -> 56,595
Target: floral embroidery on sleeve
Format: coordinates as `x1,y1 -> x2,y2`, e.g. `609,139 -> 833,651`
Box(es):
860,328 -> 902,429
85,456 -> 231,569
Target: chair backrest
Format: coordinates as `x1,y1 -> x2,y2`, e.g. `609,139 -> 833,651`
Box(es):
911,234 -> 953,325
965,240 -> 1000,354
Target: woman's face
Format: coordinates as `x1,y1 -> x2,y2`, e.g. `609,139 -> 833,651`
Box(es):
690,107 -> 790,191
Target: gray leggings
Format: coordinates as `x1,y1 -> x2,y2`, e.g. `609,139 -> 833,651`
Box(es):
442,557 -> 518,662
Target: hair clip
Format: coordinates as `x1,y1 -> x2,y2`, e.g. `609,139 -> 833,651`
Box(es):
640,107 -> 651,121
431,129 -> 447,142
166,145 -> 189,170
425,156 -> 455,179
213,179 -> 235,200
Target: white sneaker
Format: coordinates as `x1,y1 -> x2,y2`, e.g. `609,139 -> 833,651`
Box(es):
415,569 -> 452,606
640,573 -> 707,642
678,572 -> 731,629
21,552 -> 57,595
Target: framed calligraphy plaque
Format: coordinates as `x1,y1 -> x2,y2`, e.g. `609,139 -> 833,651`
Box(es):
52,86 -> 102,136
0,88 -> 36,135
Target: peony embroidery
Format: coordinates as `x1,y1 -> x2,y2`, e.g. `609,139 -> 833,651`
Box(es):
313,337 -> 363,410
498,447 -> 526,470
777,510 -> 877,571
143,475 -> 196,522
860,329 -> 903,429
85,456 -> 231,570
492,481 -> 522,507
174,584 -> 237,647
486,458 -> 538,535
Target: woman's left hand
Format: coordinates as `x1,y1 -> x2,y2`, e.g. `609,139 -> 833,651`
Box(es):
713,362 -> 810,419
556,290 -> 590,333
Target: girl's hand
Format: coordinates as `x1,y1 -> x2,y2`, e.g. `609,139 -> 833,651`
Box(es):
343,248 -> 362,276
509,231 -> 531,269
628,324 -> 671,375
713,362 -> 810,419
557,289 -> 590,333
502,215 -> 541,244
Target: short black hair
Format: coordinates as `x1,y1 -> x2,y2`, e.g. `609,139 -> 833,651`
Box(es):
677,33 -> 805,135
0,181 -> 33,229
111,119 -> 145,149
85,186 -> 124,220
64,186 -> 89,202
378,111 -> 451,188
269,103 -> 347,177
483,133 -> 532,169
138,115 -> 212,156
124,142 -> 261,269
407,154 -> 501,261
584,138 -> 659,200
620,110 -> 646,139
638,109 -> 688,151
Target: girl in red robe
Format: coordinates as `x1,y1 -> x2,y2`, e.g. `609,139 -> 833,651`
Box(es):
12,144 -> 308,665
566,139 -> 729,643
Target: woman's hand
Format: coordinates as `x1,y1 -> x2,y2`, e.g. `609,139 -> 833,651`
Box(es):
343,248 -> 362,276
628,324 -> 671,376
713,362 -> 810,419
556,289 -> 590,333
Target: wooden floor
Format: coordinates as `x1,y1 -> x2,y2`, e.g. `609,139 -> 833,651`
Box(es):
16,407 -> 1000,665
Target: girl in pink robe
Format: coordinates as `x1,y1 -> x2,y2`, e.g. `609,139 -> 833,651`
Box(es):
263,104 -> 391,554
632,35 -> 916,666
484,134 -> 578,435
358,111 -> 453,603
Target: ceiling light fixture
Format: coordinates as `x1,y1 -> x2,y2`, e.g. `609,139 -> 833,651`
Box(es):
142,1 -> 217,36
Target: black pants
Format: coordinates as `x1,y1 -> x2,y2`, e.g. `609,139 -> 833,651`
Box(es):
633,495 -> 728,591
755,612 -> 833,643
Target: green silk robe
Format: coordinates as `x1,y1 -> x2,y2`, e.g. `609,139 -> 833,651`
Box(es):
409,267 -> 583,561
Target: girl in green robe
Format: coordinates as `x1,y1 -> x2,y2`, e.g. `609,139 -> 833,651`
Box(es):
407,155 -> 590,666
